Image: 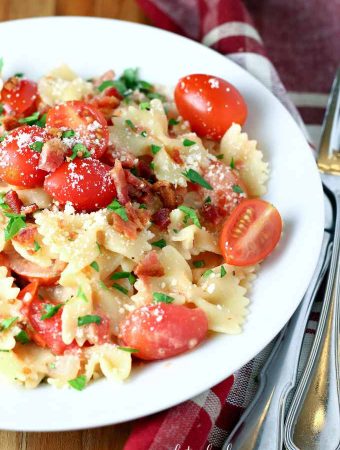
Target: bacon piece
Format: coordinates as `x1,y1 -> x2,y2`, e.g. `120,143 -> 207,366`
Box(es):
152,181 -> 185,209
152,208 -> 171,231
111,160 -> 129,205
13,224 -> 38,246
89,95 -> 120,122
135,251 -> 165,278
170,148 -> 183,164
93,70 -> 115,87
1,115 -> 20,131
21,203 -> 39,215
200,203 -> 225,226
111,202 -> 150,240
38,138 -> 67,172
5,190 -> 23,214
137,157 -> 154,180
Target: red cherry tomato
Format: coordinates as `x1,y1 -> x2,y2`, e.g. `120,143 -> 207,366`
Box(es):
174,74 -> 247,140
46,101 -> 109,158
220,199 -> 283,266
0,125 -> 51,187
44,158 -> 117,212
119,303 -> 208,360
203,161 -> 247,216
1,77 -> 37,114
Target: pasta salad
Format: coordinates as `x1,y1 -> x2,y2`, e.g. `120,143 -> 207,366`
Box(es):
0,63 -> 282,389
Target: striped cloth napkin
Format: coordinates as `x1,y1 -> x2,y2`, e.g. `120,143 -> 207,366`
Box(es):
124,1 -> 339,448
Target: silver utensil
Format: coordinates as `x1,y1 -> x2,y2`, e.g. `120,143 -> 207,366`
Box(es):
285,68 -> 340,450
222,230 -> 332,450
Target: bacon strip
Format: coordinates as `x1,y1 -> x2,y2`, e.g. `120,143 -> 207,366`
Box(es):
151,181 -> 185,209
111,202 -> 151,240
111,160 -> 129,205
21,204 -> 39,215
38,138 -> 67,172
152,208 -> 171,231
135,251 -> 165,278
13,224 -> 38,246
5,190 -> 23,214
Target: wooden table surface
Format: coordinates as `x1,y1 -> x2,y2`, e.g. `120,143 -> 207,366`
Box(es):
0,1 -> 150,449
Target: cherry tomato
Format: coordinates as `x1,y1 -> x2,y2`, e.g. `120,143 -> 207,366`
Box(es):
44,158 -> 117,212
4,248 -> 66,286
1,77 -> 37,115
46,101 -> 109,158
119,303 -> 208,360
174,74 -> 247,140
220,199 -> 282,266
203,161 -> 247,216
0,125 -> 51,187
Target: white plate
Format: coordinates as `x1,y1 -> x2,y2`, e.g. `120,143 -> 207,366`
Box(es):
0,17 -> 324,431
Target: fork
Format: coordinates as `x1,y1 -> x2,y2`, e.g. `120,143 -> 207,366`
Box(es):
285,67 -> 340,450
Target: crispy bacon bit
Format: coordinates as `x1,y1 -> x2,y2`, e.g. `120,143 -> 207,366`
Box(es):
89,95 -> 120,122
170,148 -> 183,164
1,115 -> 20,131
200,203 -> 225,226
13,224 -> 38,246
38,138 -> 67,172
111,213 -> 138,240
111,202 -> 150,240
137,157 -> 154,180
3,76 -> 20,91
5,190 -> 23,214
152,208 -> 171,231
135,251 -> 165,278
152,181 -> 185,209
111,160 -> 129,205
21,203 -> 39,215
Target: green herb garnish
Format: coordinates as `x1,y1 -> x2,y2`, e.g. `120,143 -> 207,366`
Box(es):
41,303 -> 63,320
117,346 -> 139,353
153,292 -> 174,304
0,194 -> 9,210
107,199 -> 128,222
29,141 -> 44,153
193,260 -> 205,268
204,196 -> 211,204
125,119 -> 136,130
77,315 -> 101,326
4,213 -> 26,241
151,144 -> 161,155
168,118 -> 179,126
15,330 -> 30,344
230,157 -> 235,169
62,129 -> 75,139
183,169 -> 213,190
111,271 -> 136,285
90,261 -> 99,272
140,102 -> 150,110
14,72 -> 24,78
77,287 -> 88,302
203,269 -> 214,278
18,111 -> 40,124
68,375 -> 86,391
183,138 -> 195,147
98,280 -> 108,291
216,154 -> 224,160
150,162 -> 155,170
178,205 -> 201,229
220,266 -> 227,278
151,239 -> 166,249
0,317 -> 18,331
140,130 -> 147,137
112,283 -> 128,295
70,143 -> 91,160
33,241 -> 41,252
232,184 -> 244,194
139,203 -> 147,209
35,113 -> 47,128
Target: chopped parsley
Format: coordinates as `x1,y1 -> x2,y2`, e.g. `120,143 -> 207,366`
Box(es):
140,130 -> 147,137
178,205 -> 201,229
68,375 -> 86,391
0,103 -> 4,115
183,138 -> 195,147
232,184 -> 244,194
117,346 -> 139,353
62,129 -> 75,139
0,317 -> 18,331
98,80 -> 118,93
14,72 -> 24,78
112,283 -> 128,295
203,269 -> 214,278
151,144 -> 161,155
35,113 -> 47,128
140,102 -> 150,110
107,199 -> 128,222
29,141 -> 44,153
216,154 -> 224,160
15,330 -> 30,344
33,241 -> 41,252
96,241 -> 102,254
125,119 -> 136,130
90,261 -> 99,272
220,266 -> 227,278
4,212 -> 26,241
193,260 -> 205,268
183,169 -> 213,190
204,196 -> 211,204
40,303 -> 63,320
139,203 -> 147,209
230,157 -> 235,169
98,68 -> 153,98
77,287 -> 88,302
111,271 -> 136,285
0,194 -> 9,210
150,162 -> 155,170
98,280 -> 108,291
168,118 -> 179,126
18,111 -> 40,124
151,239 -> 166,249
0,134 -> 6,142
70,143 -> 91,160
77,315 -> 101,326
153,292 -> 174,304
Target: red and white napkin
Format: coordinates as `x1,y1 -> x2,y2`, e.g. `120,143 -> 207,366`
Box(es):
124,1 -> 340,448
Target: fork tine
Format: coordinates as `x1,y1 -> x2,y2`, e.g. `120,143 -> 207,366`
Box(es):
317,67 -> 340,173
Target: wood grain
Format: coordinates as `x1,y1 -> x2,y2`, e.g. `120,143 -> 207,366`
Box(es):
0,3 -> 149,448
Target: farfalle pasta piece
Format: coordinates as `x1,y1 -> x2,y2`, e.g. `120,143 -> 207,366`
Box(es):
192,265 -> 249,334
38,64 -> 93,106
84,344 -> 132,382
47,352 -> 81,388
220,123 -> 269,196
103,227 -> 153,262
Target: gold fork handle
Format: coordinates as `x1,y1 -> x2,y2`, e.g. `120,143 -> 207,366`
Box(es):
285,192 -> 340,450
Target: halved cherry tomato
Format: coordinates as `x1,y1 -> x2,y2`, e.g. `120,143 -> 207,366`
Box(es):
119,303 -> 208,360
174,74 -> 247,140
44,158 -> 117,212
220,199 -> 282,266
46,101 -> 109,158
3,248 -> 66,286
0,125 -> 51,187
1,77 -> 37,114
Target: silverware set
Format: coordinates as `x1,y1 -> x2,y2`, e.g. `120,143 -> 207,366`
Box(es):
223,68 -> 340,450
